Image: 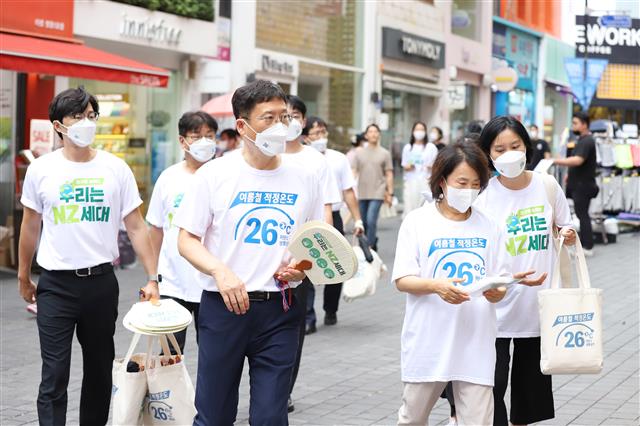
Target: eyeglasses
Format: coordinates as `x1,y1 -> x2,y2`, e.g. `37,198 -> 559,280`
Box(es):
185,134 -> 216,141
69,111 -> 99,121
251,113 -> 292,127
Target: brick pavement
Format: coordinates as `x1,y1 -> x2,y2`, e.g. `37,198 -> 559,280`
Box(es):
1,216 -> 638,425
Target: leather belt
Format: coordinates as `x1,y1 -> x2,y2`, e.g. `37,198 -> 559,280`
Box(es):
49,262 -> 114,278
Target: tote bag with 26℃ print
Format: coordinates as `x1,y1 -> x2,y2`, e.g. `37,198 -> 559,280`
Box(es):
112,333 -> 152,426
538,235 -> 603,375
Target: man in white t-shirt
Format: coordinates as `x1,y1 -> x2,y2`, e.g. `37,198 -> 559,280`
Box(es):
147,111 -> 218,353
174,80 -> 324,425
18,87 -> 160,426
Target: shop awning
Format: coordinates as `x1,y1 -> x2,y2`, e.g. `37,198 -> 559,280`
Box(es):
0,33 -> 170,88
382,75 -> 443,98
202,92 -> 234,116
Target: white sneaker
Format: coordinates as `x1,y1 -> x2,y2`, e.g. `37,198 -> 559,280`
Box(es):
583,248 -> 594,257
447,417 -> 458,426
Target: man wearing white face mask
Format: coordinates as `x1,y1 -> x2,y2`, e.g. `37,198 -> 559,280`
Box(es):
146,111 -> 218,354
175,80 -> 324,425
18,87 -> 160,425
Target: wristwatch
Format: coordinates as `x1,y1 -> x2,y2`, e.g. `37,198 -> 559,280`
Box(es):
148,274 -> 162,284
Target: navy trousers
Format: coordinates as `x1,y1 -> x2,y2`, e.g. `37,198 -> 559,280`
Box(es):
194,290 -> 301,426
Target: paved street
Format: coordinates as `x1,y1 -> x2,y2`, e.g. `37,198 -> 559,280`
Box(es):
1,216 -> 638,425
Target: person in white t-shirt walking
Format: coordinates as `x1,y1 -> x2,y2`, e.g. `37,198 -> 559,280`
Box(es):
175,80 -> 324,425
147,111 -> 218,353
401,121 -> 438,215
18,87 -> 160,426
475,116 -> 576,426
392,141 -> 546,425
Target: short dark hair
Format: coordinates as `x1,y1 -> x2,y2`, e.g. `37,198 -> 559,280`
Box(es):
465,120 -> 484,135
304,116 -> 327,136
365,123 -> 380,133
48,86 -> 99,139
287,95 -> 307,118
178,111 -> 218,137
220,128 -> 238,139
477,116 -> 532,170
409,121 -> 428,146
231,80 -> 287,119
430,141 -> 490,200
573,111 -> 590,127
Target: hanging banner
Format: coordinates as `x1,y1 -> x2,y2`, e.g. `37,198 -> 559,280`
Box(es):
564,58 -> 609,110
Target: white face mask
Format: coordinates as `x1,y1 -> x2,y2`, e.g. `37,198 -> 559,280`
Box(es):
530,131 -> 538,139
413,130 -> 426,141
444,184 -> 480,213
310,138 -> 328,153
243,121 -> 287,157
218,140 -> 228,152
492,150 -> 526,178
60,118 -> 96,148
186,137 -> 216,163
429,131 -> 439,142
286,119 -> 303,141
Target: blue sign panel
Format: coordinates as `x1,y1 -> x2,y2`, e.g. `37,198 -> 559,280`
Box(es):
564,58 -> 609,109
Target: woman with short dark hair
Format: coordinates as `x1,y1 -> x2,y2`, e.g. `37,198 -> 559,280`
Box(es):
392,141 -> 545,425
476,115 -> 576,426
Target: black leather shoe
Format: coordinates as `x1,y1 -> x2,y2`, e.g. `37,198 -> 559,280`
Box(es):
288,397 -> 295,413
305,323 -> 317,335
324,312 -> 337,326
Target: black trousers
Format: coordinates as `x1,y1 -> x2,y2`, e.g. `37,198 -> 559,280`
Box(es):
571,186 -> 596,250
289,278 -> 311,396
36,269 -> 119,426
323,211 -> 345,314
160,295 -> 199,354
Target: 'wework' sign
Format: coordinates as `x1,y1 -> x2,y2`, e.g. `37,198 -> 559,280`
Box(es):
382,27 -> 445,69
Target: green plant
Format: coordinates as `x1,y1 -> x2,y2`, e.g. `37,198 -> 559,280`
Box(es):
111,0 -> 214,22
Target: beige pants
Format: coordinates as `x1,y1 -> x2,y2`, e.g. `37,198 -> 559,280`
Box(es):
397,381 -> 494,426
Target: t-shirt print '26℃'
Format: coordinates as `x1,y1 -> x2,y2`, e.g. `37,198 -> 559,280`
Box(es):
54,178 -> 110,224
505,204 -> 549,256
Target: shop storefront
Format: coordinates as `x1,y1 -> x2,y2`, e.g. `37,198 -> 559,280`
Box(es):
492,18 -> 541,126
575,15 -> 640,126
379,27 -> 445,161
542,36 -> 574,152
446,0 -> 493,140
71,0 -> 226,203
253,0 -> 364,151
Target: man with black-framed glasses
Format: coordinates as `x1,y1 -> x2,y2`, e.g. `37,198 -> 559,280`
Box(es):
175,80 -> 324,425
18,86 -> 160,425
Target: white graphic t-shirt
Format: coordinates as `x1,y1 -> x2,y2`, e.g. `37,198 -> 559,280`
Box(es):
475,173 -> 572,337
146,162 -> 202,303
325,148 -> 356,212
401,143 -> 438,182
286,146 -> 341,206
173,153 -> 324,293
392,203 -> 507,386
20,149 -> 142,270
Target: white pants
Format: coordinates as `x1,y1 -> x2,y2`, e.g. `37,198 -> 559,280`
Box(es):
403,178 -> 427,218
397,381 -> 494,426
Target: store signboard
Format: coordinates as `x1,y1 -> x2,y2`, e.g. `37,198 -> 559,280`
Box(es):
447,83 -> 467,110
598,15 -> 632,28
492,67 -> 518,92
0,0 -> 74,39
382,27 -> 445,69
564,58 -> 608,110
30,119 -> 55,157
576,15 -> 640,64
255,49 -> 298,77
73,1 -> 217,57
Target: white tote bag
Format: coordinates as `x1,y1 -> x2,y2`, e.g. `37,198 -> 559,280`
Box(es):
538,235 -> 603,374
143,334 -> 197,425
112,333 -> 150,426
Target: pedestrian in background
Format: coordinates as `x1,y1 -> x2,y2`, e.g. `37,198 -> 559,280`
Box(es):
553,111 -> 598,256
429,126 -> 446,151
401,121 -> 438,216
475,116 -> 576,426
347,132 -> 366,167
352,123 -> 394,250
527,124 -> 551,170
217,128 -> 241,157
392,141 -> 545,425
18,87 -> 160,425
147,111 -> 218,354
